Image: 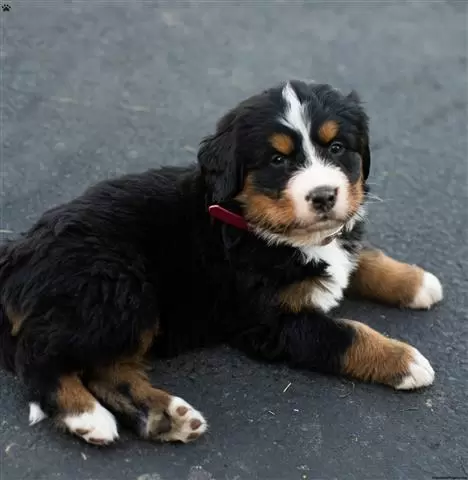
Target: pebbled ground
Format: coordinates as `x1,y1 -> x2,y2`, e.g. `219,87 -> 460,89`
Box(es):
1,2 -> 467,479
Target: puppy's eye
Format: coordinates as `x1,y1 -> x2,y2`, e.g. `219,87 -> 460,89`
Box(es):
271,154 -> 287,165
329,142 -> 344,155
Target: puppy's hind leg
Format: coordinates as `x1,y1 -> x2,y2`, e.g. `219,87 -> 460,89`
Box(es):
87,361 -> 207,443
28,373 -> 119,445
15,311 -> 124,446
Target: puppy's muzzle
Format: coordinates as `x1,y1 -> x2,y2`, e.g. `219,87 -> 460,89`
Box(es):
306,186 -> 338,214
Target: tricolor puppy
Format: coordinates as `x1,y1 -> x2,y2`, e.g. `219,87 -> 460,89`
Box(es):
0,80 -> 443,446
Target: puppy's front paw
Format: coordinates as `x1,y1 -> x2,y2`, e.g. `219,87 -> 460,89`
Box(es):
408,271 -> 443,310
342,320 -> 435,390
395,347 -> 435,390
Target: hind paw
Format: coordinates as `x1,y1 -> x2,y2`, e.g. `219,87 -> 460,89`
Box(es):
152,396 -> 207,443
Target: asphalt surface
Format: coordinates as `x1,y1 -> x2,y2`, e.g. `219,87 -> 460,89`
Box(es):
1,2 -> 467,479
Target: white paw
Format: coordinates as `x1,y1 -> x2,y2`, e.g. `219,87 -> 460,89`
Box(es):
63,401 -> 119,445
29,402 -> 48,425
158,396 -> 207,443
408,271 -> 443,309
396,348 -> 435,390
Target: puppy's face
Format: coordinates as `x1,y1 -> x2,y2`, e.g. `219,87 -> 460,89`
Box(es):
199,81 -> 370,246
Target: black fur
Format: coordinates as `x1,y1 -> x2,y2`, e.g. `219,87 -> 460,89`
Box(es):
0,81 -> 369,420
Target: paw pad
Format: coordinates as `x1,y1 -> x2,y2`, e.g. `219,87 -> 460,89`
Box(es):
190,419 -> 202,430
176,406 -> 188,416
158,396 -> 207,443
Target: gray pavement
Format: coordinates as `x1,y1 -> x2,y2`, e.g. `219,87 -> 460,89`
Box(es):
1,2 -> 467,479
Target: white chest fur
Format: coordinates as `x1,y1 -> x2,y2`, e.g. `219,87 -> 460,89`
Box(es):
300,240 -> 356,313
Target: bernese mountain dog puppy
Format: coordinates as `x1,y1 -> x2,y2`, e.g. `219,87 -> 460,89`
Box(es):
0,80 -> 443,446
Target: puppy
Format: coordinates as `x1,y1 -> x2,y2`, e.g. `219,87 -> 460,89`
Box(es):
0,80 -> 443,445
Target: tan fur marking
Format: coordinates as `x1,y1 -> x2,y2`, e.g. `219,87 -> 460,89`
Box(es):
342,320 -> 413,386
56,374 -> 95,414
279,279 -> 326,313
348,176 -> 365,215
87,361 -> 172,440
86,380 -> 136,417
269,133 -> 294,155
135,327 -> 158,358
318,120 -> 339,143
87,328 -> 170,426
124,367 -> 169,407
92,363 -> 171,409
236,174 -> 296,230
349,249 -> 423,306
6,306 -> 26,336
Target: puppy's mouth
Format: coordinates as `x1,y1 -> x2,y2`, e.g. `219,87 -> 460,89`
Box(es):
287,218 -> 345,236
252,215 -> 348,247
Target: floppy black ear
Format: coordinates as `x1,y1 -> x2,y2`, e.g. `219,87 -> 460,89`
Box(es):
347,90 -> 371,180
198,109 -> 242,204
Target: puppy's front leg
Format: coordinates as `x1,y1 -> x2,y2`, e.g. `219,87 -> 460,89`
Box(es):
232,312 -> 434,389
348,249 -> 443,309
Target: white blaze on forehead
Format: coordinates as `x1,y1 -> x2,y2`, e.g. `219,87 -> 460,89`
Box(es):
280,82 -> 349,222
280,82 -> 316,164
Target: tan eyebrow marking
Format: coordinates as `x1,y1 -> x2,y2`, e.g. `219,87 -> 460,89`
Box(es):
269,133 -> 294,155
318,120 -> 339,143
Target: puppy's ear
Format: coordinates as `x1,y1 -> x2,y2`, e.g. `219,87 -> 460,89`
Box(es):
198,108 -> 242,203
347,90 -> 371,180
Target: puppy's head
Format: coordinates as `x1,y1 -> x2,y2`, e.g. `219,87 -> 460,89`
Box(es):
198,80 -> 370,246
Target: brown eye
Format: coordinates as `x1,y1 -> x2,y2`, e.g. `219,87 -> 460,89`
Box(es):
329,142 -> 344,155
271,154 -> 287,165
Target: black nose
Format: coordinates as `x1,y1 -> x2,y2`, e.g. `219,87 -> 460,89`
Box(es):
306,186 -> 338,213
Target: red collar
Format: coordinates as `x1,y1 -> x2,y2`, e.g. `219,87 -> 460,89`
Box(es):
208,205 -> 249,230
208,205 -> 344,245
